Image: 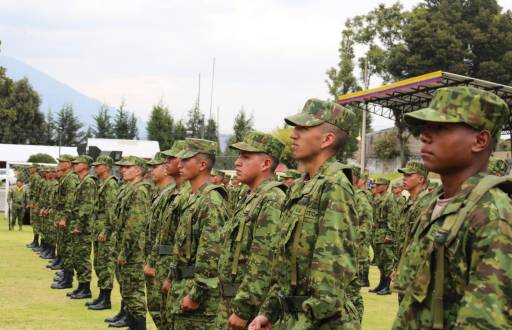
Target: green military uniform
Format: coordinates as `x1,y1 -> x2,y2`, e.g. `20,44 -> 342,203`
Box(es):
228,182 -> 250,213
144,152 -> 178,328
215,132 -> 287,328
167,139 -> 229,329
392,86 -> 512,329
92,156 -> 119,304
8,183 -> 27,230
114,156 -> 151,321
28,168 -> 43,240
257,99 -> 360,329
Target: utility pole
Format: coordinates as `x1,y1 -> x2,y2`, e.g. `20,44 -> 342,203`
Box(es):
209,57 -> 216,119
360,57 -> 369,171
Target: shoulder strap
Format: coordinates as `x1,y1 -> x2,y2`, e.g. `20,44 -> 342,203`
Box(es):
431,175 -> 512,329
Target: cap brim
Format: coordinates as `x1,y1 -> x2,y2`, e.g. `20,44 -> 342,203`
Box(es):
398,168 -> 414,175
92,162 -> 110,166
229,142 -> 263,153
404,108 -> 462,127
177,150 -> 199,159
284,112 -> 324,127
161,150 -> 178,158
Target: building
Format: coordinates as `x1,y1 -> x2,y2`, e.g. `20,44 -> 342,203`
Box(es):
0,143 -> 78,168
86,138 -> 160,160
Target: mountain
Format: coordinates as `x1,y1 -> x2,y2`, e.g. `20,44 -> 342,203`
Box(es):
0,55 -> 146,137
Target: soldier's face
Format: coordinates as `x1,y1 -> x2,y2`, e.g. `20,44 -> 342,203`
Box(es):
290,125 -> 323,161
123,166 -> 142,182
403,173 -> 422,191
16,181 -> 22,187
235,152 -> 267,184
74,163 -> 87,173
58,161 -> 71,172
211,175 -> 223,185
375,184 -> 388,194
178,156 -> 201,180
94,164 -> 108,176
150,164 -> 167,183
165,157 -> 180,176
419,123 -> 479,174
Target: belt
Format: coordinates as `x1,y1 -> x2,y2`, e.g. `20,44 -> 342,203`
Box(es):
219,282 -> 241,298
283,295 -> 308,313
170,265 -> 196,280
159,244 -> 172,255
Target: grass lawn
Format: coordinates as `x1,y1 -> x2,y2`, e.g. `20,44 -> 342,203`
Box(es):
0,214 -> 397,329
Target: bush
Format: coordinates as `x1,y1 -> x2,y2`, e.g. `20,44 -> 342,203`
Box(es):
27,153 -> 57,164
374,131 -> 401,160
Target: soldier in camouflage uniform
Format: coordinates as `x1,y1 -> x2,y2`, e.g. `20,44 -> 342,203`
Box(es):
86,156 -> 119,310
228,176 -> 250,212
249,99 -> 360,330
8,179 -> 27,231
351,166 -> 374,289
487,156 -> 510,176
369,177 -> 396,296
51,155 -> 80,290
280,169 -> 302,187
113,156 -> 151,330
27,164 -> 42,248
215,131 -> 286,329
142,152 -> 177,328
392,86 -> 512,329
211,169 -> 226,185
38,168 -> 57,260
66,155 -> 98,299
166,139 -> 229,330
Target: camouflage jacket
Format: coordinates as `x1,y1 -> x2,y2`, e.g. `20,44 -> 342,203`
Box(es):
56,171 -> 80,224
259,157 -> 358,326
95,176 -> 119,238
115,180 -> 151,264
393,172 -> 512,329
168,183 -> 229,316
107,182 -> 128,241
28,173 -> 42,208
354,188 -> 374,260
8,185 -> 27,209
373,192 -> 396,243
144,181 -> 177,260
217,179 -> 287,320
228,184 -> 250,213
71,174 -> 98,234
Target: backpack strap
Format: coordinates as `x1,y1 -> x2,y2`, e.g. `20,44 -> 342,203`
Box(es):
431,175 -> 512,329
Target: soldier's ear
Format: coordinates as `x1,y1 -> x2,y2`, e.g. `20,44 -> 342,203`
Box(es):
472,130 -> 492,154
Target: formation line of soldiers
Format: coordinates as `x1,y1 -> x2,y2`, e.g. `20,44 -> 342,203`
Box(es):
20,86 -> 511,330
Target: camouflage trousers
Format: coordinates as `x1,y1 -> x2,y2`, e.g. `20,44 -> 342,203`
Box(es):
61,228 -> 74,272
145,274 -> 164,328
173,314 -> 216,330
119,262 -> 146,318
357,242 -> 371,275
30,210 -> 40,234
10,207 -> 24,228
215,296 -> 234,329
71,234 -> 92,283
93,240 -> 114,289
278,310 -> 361,330
374,242 -> 394,276
347,281 -> 364,323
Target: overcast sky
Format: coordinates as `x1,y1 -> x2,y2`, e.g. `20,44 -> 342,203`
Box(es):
0,0 -> 510,134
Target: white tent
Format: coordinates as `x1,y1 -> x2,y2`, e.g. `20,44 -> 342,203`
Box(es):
86,138 -> 160,159
0,143 -> 77,164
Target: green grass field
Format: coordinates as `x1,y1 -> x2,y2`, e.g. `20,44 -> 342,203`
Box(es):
0,214 -> 397,329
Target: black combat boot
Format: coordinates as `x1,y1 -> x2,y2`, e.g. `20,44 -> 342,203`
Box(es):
26,234 -> 37,248
51,257 -> 64,270
369,274 -> 385,293
67,282 -> 83,297
360,270 -> 370,287
51,270 -> 73,289
376,276 -> 391,295
40,244 -> 52,259
85,289 -> 104,307
89,289 -> 112,310
32,239 -> 43,252
129,315 -> 146,330
43,246 -> 56,260
105,300 -> 125,323
70,282 -> 92,299
47,255 -> 61,269
109,311 -> 129,328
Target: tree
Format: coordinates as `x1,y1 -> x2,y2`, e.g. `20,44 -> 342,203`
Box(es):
93,104 -> 114,138
55,103 -> 84,146
230,107 -> 253,144
147,103 -> 174,149
113,102 -> 130,139
43,110 -> 57,145
128,113 -> 138,139
373,129 -> 406,160
27,153 -> 57,164
271,126 -> 295,167
186,104 -> 205,138
173,120 -> 187,141
204,118 -> 219,145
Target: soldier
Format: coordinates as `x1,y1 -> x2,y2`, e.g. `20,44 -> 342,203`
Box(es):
369,177 -> 395,296
42,168 -> 61,268
392,86 -> 512,329
166,138 -> 229,329
38,168 -> 56,260
51,155 -> 80,290
143,152 -> 177,328
8,179 -> 27,231
113,156 -> 151,330
87,156 -> 119,310
211,169 -> 225,185
215,131 -> 286,329
249,99 -> 359,329
26,164 -> 42,249
280,169 -> 301,187
351,166 -> 374,289
66,155 -> 97,299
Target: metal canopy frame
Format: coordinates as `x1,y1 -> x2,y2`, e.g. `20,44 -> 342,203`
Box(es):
337,71 -> 512,135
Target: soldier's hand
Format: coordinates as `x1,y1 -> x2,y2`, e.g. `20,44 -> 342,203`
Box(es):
161,279 -> 171,293
144,265 -> 156,277
98,233 -> 106,242
58,220 -> 66,229
181,295 -> 199,312
116,256 -> 127,266
384,236 -> 393,243
72,228 -> 81,236
248,315 -> 272,330
228,313 -> 248,330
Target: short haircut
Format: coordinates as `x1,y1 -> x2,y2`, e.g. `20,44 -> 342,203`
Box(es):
197,153 -> 216,171
321,123 -> 347,151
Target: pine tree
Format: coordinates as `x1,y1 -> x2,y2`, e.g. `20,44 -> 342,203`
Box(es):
204,118 -> 219,145
147,103 -> 174,149
230,107 -> 253,143
186,104 -> 205,138
93,104 -> 114,138
55,103 -> 84,146
128,113 -> 138,139
113,102 -> 130,139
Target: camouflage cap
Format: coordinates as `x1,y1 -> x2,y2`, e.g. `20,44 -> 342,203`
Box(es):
30,163 -> 40,168
391,180 -> 403,189
285,98 -> 355,132
280,169 -> 302,179
211,169 -> 225,177
229,131 -> 285,160
398,160 -> 428,178
57,154 -> 75,162
146,152 -> 167,166
375,177 -> 390,185
92,155 -> 114,166
488,157 -> 509,176
404,86 -> 510,140
72,155 -> 93,165
177,138 -> 218,160
161,140 -> 187,158
116,155 -> 148,170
